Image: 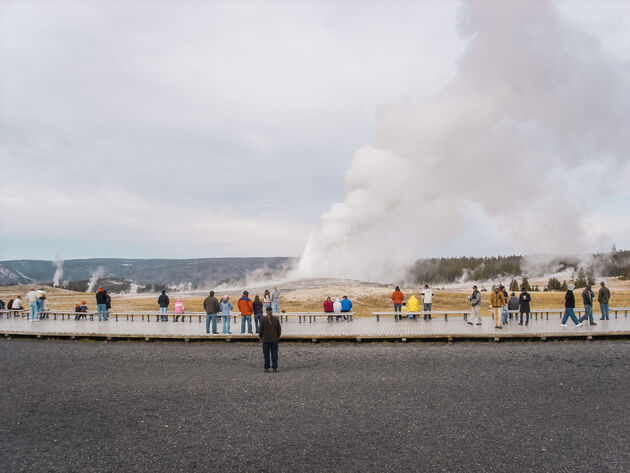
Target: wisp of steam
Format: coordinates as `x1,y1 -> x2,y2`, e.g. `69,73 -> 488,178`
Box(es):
52,258 -> 63,287
297,0 -> 630,282
87,266 -> 105,293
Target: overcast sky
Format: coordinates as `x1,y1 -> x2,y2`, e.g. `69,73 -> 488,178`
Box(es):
1,0 -> 630,263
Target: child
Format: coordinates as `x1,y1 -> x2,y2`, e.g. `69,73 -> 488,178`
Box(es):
174,297 -> 185,322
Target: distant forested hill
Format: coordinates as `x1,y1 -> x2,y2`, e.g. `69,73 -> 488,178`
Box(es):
408,250 -> 630,284
0,257 -> 296,289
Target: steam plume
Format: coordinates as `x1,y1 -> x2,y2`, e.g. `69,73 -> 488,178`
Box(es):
297,0 -> 630,282
87,266 -> 106,293
52,257 -> 63,287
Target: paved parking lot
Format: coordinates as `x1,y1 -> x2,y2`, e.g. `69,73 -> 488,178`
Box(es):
1,339 -> 629,472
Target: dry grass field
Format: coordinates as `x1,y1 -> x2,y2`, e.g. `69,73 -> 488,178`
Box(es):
2,280 -> 630,317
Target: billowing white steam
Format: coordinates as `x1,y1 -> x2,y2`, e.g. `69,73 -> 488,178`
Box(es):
297,0 -> 630,282
52,257 -> 63,287
87,266 -> 105,293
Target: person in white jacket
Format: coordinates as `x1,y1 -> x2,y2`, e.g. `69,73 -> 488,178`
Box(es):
26,288 -> 39,321
421,285 -> 434,321
333,297 -> 342,321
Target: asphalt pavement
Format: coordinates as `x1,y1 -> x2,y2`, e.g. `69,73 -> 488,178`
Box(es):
1,339 -> 628,472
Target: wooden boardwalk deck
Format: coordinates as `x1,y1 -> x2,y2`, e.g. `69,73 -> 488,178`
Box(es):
1,314 -> 629,342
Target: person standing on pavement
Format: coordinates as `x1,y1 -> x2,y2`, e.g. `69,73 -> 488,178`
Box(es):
467,285 -> 482,326
579,285 -> 597,326
253,295 -> 264,334
270,287 -> 280,314
392,286 -> 404,317
26,288 -> 39,321
238,290 -> 254,334
203,290 -> 221,334
259,307 -> 281,372
518,287 -> 531,326
158,290 -> 169,322
263,290 -> 272,311
598,281 -> 611,320
561,284 -> 583,327
95,288 -> 108,321
421,285 -> 433,320
220,295 -> 233,334
490,285 -> 505,329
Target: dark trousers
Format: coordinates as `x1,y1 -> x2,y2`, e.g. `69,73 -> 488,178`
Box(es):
519,311 -> 530,324
262,342 -> 279,370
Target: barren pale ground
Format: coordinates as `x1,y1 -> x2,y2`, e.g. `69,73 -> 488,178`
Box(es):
2,277 -> 629,317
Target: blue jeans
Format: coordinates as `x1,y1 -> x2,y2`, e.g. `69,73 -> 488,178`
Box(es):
160,306 -> 168,322
262,342 -> 279,370
29,302 -> 38,320
222,314 -> 231,333
579,305 -> 594,324
393,303 -> 402,312
502,306 -> 509,324
272,301 -> 279,313
600,303 -> 609,320
241,315 -> 252,334
561,308 -> 579,325
97,304 -> 108,321
37,299 -> 44,317
206,313 -> 218,334
423,303 -> 432,319
254,314 -> 263,333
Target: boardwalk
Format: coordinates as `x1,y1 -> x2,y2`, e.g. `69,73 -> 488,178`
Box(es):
2,313 -> 629,341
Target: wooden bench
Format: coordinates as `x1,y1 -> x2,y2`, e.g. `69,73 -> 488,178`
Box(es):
373,310 -> 474,322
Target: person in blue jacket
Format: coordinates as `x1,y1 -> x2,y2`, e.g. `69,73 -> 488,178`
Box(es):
340,295 -> 352,320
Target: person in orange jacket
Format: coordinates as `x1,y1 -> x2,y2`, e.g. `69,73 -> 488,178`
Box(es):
238,290 -> 254,334
392,286 -> 404,321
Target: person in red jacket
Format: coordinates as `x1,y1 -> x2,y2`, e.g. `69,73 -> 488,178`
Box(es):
323,296 -> 334,322
392,286 -> 404,321
238,290 -> 254,334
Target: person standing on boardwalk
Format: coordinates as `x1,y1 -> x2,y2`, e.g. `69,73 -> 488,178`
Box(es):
26,288 -> 38,321
263,290 -> 272,311
578,285 -> 597,326
37,288 -> 46,318
561,284 -> 583,327
421,285 -> 433,320
490,285 -> 505,329
518,287 -> 531,326
158,290 -> 169,322
467,285 -> 482,325
238,291 -> 254,334
270,287 -> 280,313
392,286 -> 404,317
500,285 -> 509,325
96,288 -> 108,321
220,295 -> 233,334
203,290 -> 220,334
598,281 -> 611,320
174,297 -> 185,322
259,307 -> 281,372
253,295 -> 264,334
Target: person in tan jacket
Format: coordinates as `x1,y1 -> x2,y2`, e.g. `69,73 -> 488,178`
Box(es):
490,285 -> 506,329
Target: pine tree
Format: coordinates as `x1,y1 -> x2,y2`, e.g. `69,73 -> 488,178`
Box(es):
521,277 -> 531,291
509,279 -> 519,292
560,280 -> 568,291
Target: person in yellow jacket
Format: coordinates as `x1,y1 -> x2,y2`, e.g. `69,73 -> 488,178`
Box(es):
407,294 -> 420,320
490,285 -> 506,329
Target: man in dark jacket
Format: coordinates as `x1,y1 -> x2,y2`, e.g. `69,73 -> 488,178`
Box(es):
598,282 -> 611,320
561,284 -> 583,327
157,290 -> 169,322
507,292 -> 519,320
518,287 -> 531,326
95,288 -> 108,321
259,307 -> 282,372
203,290 -> 220,334
579,285 -> 596,325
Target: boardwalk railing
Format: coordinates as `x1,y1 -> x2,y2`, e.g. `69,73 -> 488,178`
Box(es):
0,310 -> 355,324
373,307 -> 630,322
